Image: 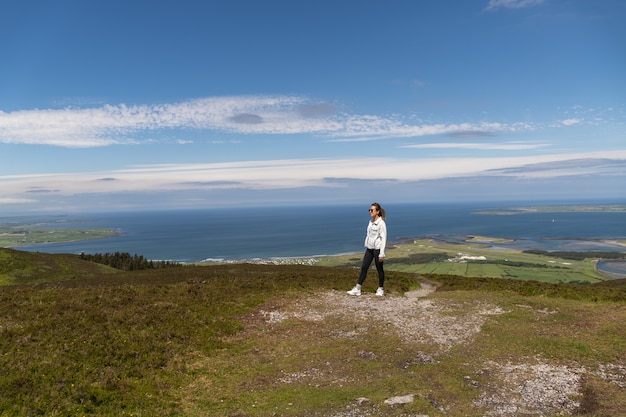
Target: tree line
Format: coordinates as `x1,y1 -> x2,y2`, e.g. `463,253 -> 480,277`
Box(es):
79,252 -> 182,271
523,250 -> 626,261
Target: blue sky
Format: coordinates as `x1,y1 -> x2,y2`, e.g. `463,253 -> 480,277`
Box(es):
1,0 -> 625,214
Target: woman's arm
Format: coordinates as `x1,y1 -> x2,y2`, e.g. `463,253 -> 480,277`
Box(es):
378,220 -> 387,258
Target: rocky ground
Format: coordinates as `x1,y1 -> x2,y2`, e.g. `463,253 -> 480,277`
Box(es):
254,283 -> 626,416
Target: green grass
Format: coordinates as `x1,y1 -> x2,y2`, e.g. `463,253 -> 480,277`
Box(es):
0,251 -> 415,416
1,247 -> 626,416
0,248 -> 121,286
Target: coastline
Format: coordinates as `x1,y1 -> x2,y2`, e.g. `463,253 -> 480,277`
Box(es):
193,237 -> 626,282
4,203 -> 625,264
600,239 -> 626,248
595,259 -> 626,279
5,230 -> 125,250
12,233 -> 626,265
4,230 -> 625,283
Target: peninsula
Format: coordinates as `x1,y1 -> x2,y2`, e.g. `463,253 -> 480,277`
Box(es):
0,220 -> 120,248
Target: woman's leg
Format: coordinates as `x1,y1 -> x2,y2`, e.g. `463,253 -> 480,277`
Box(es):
357,249 -> 374,285
373,249 -> 385,288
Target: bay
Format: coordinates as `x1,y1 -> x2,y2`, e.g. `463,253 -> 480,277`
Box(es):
9,202 -> 626,263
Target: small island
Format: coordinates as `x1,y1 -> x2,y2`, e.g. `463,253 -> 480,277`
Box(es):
473,204 -> 626,215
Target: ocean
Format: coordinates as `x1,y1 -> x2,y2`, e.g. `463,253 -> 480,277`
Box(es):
8,202 -> 626,263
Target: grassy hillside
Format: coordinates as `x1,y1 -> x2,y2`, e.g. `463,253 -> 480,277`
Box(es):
1,248 -> 625,416
0,248 -> 121,286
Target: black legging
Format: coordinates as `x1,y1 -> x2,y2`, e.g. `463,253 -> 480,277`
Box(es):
357,248 -> 385,288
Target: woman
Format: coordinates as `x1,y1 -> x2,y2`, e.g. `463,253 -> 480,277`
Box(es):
347,202 -> 387,296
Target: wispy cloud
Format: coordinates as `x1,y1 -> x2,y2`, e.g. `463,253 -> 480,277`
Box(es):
401,142 -> 550,150
0,197 -> 39,204
484,0 -> 544,12
328,121 -> 533,142
446,131 -> 496,139
0,96 -> 535,148
2,151 -> 625,200
487,158 -> 626,178
561,118 -> 582,126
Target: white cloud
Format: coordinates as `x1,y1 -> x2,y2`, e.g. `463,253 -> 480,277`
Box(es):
329,121 -> 533,142
561,118 -> 582,126
484,0 -> 544,11
0,197 -> 39,204
0,96 -> 535,147
2,151 -> 625,200
401,142 -> 549,150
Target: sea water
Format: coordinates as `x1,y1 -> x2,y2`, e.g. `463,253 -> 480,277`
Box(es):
8,202 -> 626,263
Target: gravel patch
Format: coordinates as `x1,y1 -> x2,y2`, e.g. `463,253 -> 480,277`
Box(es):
251,283 -> 625,416
275,283 -> 505,351
474,358 -> 584,416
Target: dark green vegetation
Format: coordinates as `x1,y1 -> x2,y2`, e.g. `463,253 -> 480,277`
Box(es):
433,274 -> 626,302
79,252 -> 182,271
1,247 -> 625,416
523,250 -> 626,261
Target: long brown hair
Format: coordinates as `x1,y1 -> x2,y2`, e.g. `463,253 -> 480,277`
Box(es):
371,202 -> 386,221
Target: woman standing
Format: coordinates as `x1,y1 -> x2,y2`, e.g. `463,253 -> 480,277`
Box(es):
347,202 -> 387,296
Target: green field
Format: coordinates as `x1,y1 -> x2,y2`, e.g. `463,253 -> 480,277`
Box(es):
315,238 -> 625,284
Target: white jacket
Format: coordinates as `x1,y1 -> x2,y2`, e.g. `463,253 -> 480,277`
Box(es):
364,218 -> 387,257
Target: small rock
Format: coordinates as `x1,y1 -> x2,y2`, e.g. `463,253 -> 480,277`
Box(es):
384,393 -> 415,405
357,350 -> 376,360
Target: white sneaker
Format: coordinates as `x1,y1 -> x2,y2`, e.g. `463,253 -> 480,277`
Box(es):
375,287 -> 384,297
347,286 -> 361,296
